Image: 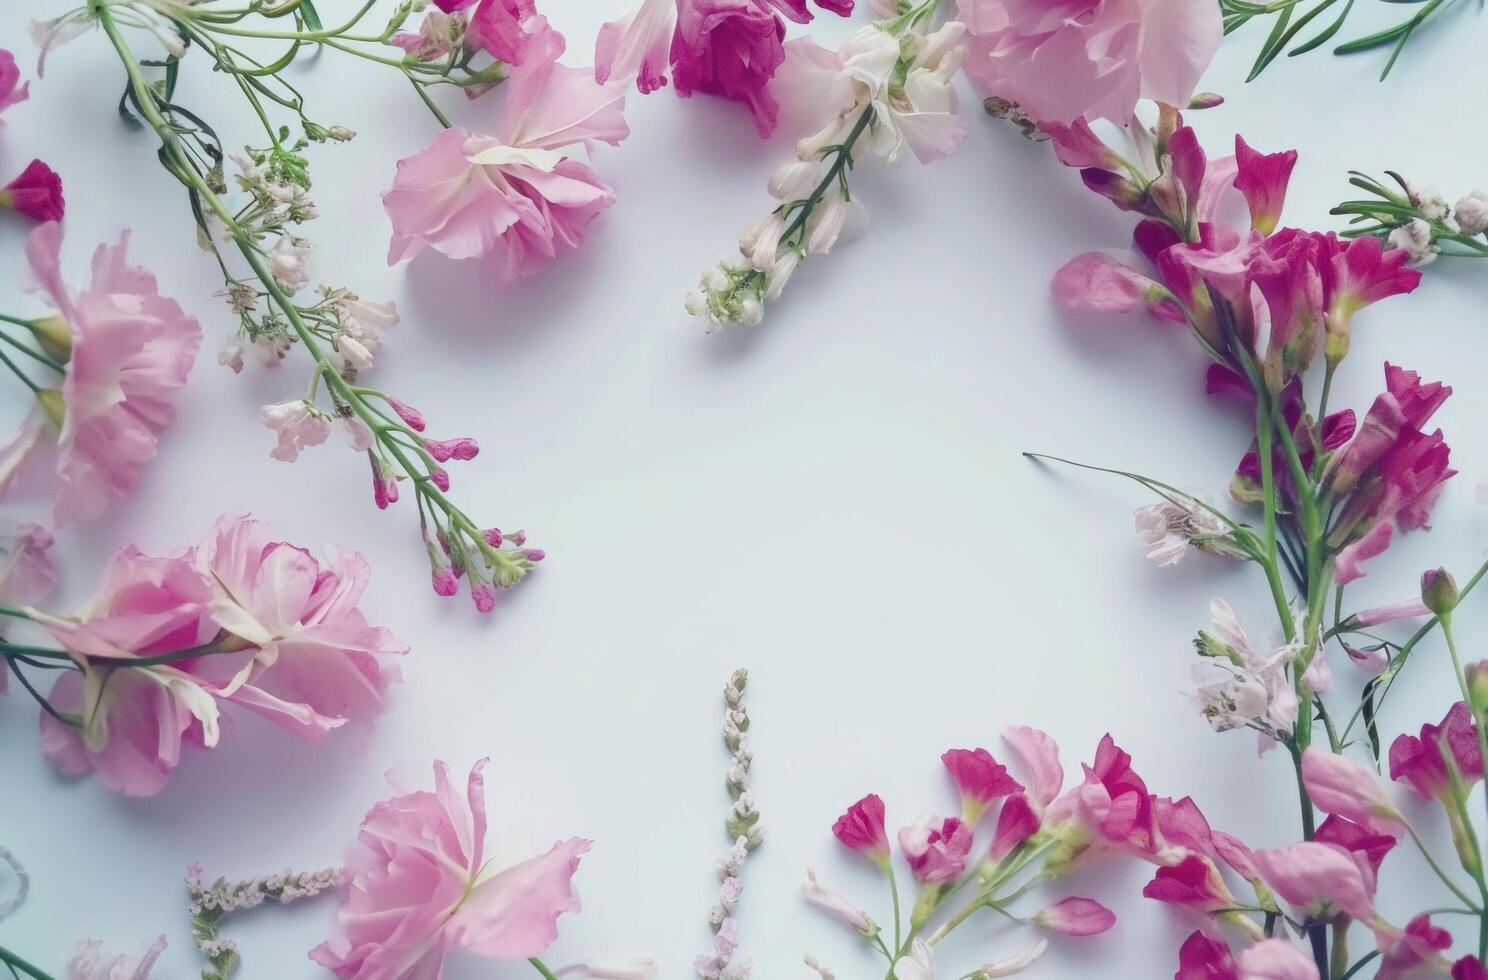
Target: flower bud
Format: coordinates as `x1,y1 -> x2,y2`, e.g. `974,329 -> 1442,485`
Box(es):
36,388 -> 65,430
1466,661 -> 1488,710
27,314 -> 72,363
1421,567 -> 1460,618
1187,92 -> 1225,110
326,126 -> 356,142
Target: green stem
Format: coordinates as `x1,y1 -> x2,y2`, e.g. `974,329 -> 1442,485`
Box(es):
885,865 -> 903,954
1405,822 -> 1482,911
0,329 -> 65,373
0,343 -> 40,394
0,946 -> 54,980
528,958 -> 560,980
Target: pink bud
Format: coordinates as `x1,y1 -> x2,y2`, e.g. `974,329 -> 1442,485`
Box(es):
1034,896 -> 1116,936
471,582 -> 497,612
507,529 -> 526,546
388,396 -> 425,431
524,548 -> 545,562
484,528 -> 503,547
425,437 -> 480,462
2,160 -> 65,222
385,475 -> 400,504
832,794 -> 890,864
431,566 -> 459,596
431,467 -> 450,491
371,466 -> 389,509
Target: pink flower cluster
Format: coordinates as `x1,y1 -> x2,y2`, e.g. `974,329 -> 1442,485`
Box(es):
0,49 -> 65,222
1,222 -> 200,525
27,515 -> 404,796
311,759 -> 590,980
384,26 -> 628,279
595,0 -> 853,136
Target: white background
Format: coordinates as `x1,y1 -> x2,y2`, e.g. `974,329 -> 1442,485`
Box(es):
3,1 -> 1488,977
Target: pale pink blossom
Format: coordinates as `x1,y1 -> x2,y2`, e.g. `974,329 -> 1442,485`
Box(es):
1254,841 -> 1376,921
1302,746 -> 1406,837
384,30 -> 627,278
1193,599 -> 1299,748
893,939 -> 935,980
594,0 -> 676,93
802,869 -> 872,933
1236,939 -> 1321,980
555,960 -> 658,979
193,515 -> 405,741
260,400 -> 331,462
1352,597 -> 1431,627
67,936 -> 166,980
978,939 -> 1049,976
1034,896 -> 1115,935
1001,724 -> 1063,812
311,759 -> 590,979
37,549 -> 221,796
0,520 -> 55,609
956,0 -> 1222,125
1054,251 -> 1167,314
9,223 -> 201,525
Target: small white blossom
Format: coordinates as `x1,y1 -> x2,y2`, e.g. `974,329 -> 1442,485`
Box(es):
269,236 -> 311,291
1455,190 -> 1488,236
1134,497 -> 1245,566
1388,218 -> 1439,266
260,400 -> 330,462
217,339 -> 245,374
974,939 -> 1050,977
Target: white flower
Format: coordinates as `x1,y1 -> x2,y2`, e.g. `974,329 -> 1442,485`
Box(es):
765,250 -> 800,301
230,150 -> 269,189
802,870 -> 872,934
1134,497 -> 1244,566
894,939 -> 935,980
269,236 -> 310,291
736,295 -> 764,328
1193,599 -> 1301,746
684,290 -> 709,317
337,414 -> 375,453
768,160 -> 826,201
806,191 -> 851,255
803,955 -> 836,980
334,294 -> 400,333
741,214 -> 785,271
975,939 -> 1050,978
260,400 -> 330,462
554,959 -> 658,979
1455,190 -> 1488,236
333,333 -> 376,373
1414,186 -> 1449,221
217,340 -> 245,374
1388,218 -> 1438,266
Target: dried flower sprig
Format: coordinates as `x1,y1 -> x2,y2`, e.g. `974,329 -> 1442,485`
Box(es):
1221,0 -> 1478,81
0,846 -> 28,924
28,0 -> 542,610
187,863 -> 342,980
695,669 -> 762,979
1332,171 -> 1488,265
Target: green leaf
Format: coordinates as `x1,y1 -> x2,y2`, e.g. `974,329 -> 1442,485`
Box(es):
299,0 -> 324,30
1290,0 -> 1356,54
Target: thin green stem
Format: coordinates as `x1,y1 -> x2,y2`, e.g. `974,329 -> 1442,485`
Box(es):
0,947 -> 54,980
0,344 -> 40,394
885,865 -> 903,953
0,329 -> 65,373
528,960 -> 560,980
1406,822 -> 1481,911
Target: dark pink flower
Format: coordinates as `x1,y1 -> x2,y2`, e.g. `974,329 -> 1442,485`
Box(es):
2,159 -> 64,221
1042,119 -> 1125,171
1314,814 -> 1396,878
989,793 -> 1040,862
1143,855 -> 1234,913
898,814 -> 973,883
1389,702 -> 1483,801
671,0 -> 786,137
1044,734 -> 1161,863
1375,915 -> 1452,980
941,747 -> 1021,821
1176,931 -> 1236,980
1035,896 -> 1115,936
1319,234 -> 1421,362
833,793 -> 890,864
0,48 -> 29,122
434,0 -> 558,66
1454,956 -> 1488,980
1234,136 -> 1296,237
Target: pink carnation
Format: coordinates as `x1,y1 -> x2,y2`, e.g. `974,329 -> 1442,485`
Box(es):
3,223 -> 201,525
956,0 -> 1222,125
671,0 -> 786,136
384,31 -> 627,278
310,759 -> 590,978
2,159 -> 65,221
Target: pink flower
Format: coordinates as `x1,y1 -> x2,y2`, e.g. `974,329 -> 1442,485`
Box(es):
1236,940 -> 1321,980
1389,702 -> 1483,801
1,160 -> 65,221
0,48 -> 29,121
1302,747 -> 1405,837
1375,915 -> 1452,980
0,520 -> 55,608
7,223 -> 201,525
671,0 -> 786,137
832,793 -> 890,863
1043,734 -> 1161,863
433,0 -> 557,66
1455,957 -> 1488,980
311,759 -> 590,978
1051,251 -> 1174,316
956,0 -> 1222,125
1320,235 -> 1421,360
899,813 -> 973,883
384,31 -> 626,278
941,747 -> 1021,820
260,400 -> 332,462
38,548 -> 221,796
1314,815 -> 1397,878
67,936 -> 166,980
1351,597 -> 1430,628
193,516 -> 405,740
1002,724 -> 1064,813
1254,841 -> 1376,921
802,869 -> 872,933
1233,137 -> 1296,237
1142,854 -> 1234,913
595,0 -> 677,93
1034,896 -> 1115,936
1177,931 -> 1236,980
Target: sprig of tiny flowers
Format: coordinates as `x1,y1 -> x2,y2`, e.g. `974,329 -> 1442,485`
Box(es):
71,3 -> 541,611
1221,0 -> 1478,81
1332,171 -> 1488,265
695,669 -> 763,980
186,863 -> 342,980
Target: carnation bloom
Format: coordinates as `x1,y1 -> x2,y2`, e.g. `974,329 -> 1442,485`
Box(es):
37,548 -> 222,796
384,30 -> 627,278
671,0 -> 787,136
956,0 -> 1222,125
310,759 -> 591,978
2,222 -> 201,525
1,159 -> 65,221
194,516 -> 406,740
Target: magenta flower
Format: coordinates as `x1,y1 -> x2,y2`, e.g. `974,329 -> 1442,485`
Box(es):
1389,702 -> 1483,802
37,548 -> 221,797
1034,896 -> 1116,936
1455,957 -> 1488,980
1314,814 -> 1397,878
1043,734 -> 1162,862
1254,841 -> 1376,921
956,0 -> 1222,124
671,0 -> 786,136
989,793 -> 1040,862
311,759 -> 590,979
1,159 -> 65,221
832,793 -> 890,864
1142,854 -> 1235,914
0,48 -> 29,122
1234,136 -> 1297,237
898,813 -> 973,883
384,31 -> 627,278
1375,915 -> 1452,980
432,0 -> 557,66
4,222 -> 201,526
194,515 -> 406,740
941,747 -> 1021,821
1319,235 -> 1421,361
1177,931 -> 1236,980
